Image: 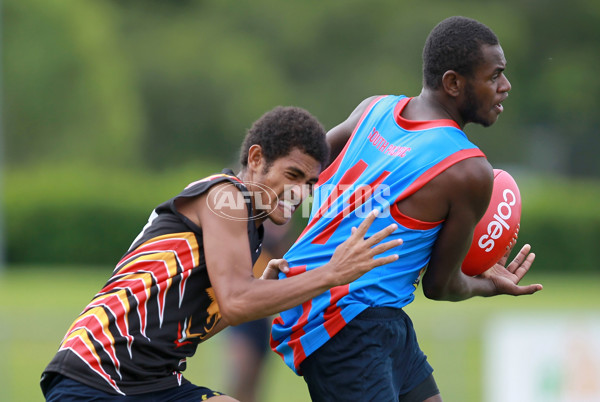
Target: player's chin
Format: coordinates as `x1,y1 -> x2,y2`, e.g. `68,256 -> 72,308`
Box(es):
480,113 -> 499,128
268,215 -> 291,226
267,209 -> 292,226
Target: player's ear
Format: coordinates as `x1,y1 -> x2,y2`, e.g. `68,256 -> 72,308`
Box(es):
441,70 -> 464,97
247,144 -> 265,173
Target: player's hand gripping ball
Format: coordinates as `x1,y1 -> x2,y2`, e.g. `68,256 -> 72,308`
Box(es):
461,169 -> 521,276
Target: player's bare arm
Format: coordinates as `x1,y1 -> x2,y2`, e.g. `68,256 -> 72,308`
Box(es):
178,185 -> 401,326
326,96 -> 381,164
421,158 -> 541,300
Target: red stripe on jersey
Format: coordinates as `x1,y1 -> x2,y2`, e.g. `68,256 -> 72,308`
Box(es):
87,293 -> 134,354
269,317 -> 286,361
118,236 -> 197,271
285,264 -> 308,278
322,284 -> 350,337
287,299 -> 312,371
273,264 -> 311,371
312,169 -> 391,245
61,333 -> 123,394
393,97 -> 461,131
112,260 -> 172,327
289,329 -> 306,372
101,276 -> 150,337
113,234 -> 200,319
67,314 -> 120,371
297,160 -> 368,241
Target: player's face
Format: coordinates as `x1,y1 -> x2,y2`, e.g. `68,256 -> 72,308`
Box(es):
459,44 -> 511,127
254,148 -> 321,225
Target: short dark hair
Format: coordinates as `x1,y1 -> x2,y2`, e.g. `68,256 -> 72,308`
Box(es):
239,106 -> 329,170
423,16 -> 499,89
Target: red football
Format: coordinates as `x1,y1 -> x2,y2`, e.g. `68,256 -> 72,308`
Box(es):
461,169 -> 522,276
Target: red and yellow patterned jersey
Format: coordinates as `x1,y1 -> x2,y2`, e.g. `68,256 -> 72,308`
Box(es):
42,170 -> 264,395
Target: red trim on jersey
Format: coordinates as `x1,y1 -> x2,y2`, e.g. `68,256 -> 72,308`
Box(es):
318,96 -> 387,186
390,206 -> 444,230
393,97 -> 461,131
312,169 -> 391,245
396,148 -> 486,203
390,149 -> 486,228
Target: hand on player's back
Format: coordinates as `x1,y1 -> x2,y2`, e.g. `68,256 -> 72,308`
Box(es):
261,210 -> 401,286
480,244 -> 543,296
326,210 -> 402,287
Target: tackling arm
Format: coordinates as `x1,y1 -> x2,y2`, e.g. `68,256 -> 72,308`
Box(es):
180,183 -> 402,326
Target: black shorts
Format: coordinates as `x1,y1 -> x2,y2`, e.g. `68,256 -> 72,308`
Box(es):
42,374 -> 225,401
300,307 -> 437,401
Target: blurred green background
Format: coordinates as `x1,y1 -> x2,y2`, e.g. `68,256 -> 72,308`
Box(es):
1,0 -> 599,401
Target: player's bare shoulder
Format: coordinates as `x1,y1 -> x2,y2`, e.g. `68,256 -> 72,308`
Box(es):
443,157 -> 494,217
397,157 -> 492,222
446,157 -> 494,193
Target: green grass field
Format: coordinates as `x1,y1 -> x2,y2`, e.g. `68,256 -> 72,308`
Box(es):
1,267 -> 598,402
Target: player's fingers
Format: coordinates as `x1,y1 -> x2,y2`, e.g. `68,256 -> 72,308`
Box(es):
513,252 -> 536,281
505,244 -> 532,274
370,238 -> 403,256
370,253 -> 400,268
364,223 -> 398,247
513,283 -> 543,295
352,209 -> 380,237
260,258 -> 289,280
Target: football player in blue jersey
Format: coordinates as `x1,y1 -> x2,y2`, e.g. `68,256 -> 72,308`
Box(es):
271,16 -> 543,402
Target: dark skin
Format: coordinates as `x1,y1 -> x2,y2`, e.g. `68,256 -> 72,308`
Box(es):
327,44 -> 542,302
325,43 -> 541,402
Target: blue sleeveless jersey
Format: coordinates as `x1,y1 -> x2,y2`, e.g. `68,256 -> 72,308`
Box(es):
270,95 -> 485,374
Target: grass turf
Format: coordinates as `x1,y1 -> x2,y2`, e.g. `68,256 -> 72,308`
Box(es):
0,267 -> 597,401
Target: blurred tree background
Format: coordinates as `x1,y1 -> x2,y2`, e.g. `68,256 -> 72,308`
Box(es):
2,0 -> 599,268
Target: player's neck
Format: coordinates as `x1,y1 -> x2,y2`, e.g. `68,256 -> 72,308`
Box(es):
236,168 -> 269,227
408,90 -> 464,129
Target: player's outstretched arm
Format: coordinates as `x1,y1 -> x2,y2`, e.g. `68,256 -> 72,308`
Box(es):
261,213 -> 402,281
194,186 -> 402,326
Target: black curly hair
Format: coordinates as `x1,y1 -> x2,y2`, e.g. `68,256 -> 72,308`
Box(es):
239,106 -> 329,171
423,16 -> 499,90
